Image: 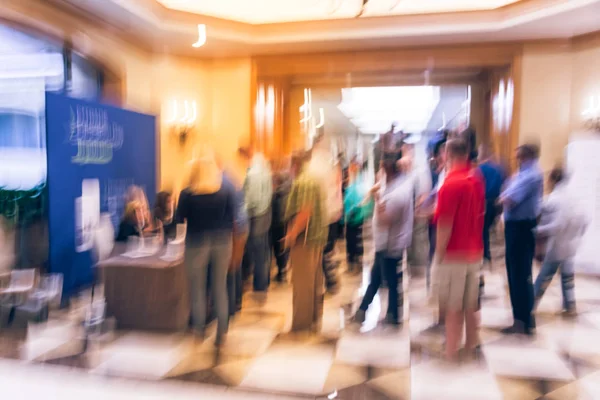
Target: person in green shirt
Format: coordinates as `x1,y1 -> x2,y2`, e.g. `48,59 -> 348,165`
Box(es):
283,150 -> 328,333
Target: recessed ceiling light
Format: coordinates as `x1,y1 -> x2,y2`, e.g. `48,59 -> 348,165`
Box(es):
192,24 -> 206,48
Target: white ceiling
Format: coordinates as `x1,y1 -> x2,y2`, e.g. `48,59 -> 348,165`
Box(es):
156,0 -> 521,24
51,0 -> 600,57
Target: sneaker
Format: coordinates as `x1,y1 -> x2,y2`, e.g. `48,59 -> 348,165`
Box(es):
562,308 -> 577,318
275,272 -> 287,283
352,310 -> 366,324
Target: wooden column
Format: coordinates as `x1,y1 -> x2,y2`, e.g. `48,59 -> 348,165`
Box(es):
251,77 -> 290,159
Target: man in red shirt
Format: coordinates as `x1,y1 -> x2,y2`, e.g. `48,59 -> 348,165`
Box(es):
433,139 -> 485,361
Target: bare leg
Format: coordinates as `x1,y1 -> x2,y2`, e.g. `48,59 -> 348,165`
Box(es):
465,309 -> 480,350
445,310 -> 464,360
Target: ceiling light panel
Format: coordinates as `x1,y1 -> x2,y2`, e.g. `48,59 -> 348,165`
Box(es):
156,0 -> 523,24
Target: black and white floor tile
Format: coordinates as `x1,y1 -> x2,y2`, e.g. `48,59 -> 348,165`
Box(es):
2,232 -> 600,399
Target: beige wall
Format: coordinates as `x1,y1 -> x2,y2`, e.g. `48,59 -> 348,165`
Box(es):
518,40 -> 600,172
518,46 -> 573,172
570,44 -> 600,132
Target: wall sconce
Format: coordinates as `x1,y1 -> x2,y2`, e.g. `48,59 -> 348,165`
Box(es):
299,88 -> 326,148
582,95 -> 600,131
192,24 -> 207,48
165,99 -> 197,146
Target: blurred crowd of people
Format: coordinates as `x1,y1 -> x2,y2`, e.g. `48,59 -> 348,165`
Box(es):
113,126 -> 589,360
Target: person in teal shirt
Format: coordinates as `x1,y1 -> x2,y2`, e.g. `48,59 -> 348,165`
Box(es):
343,160 -> 373,274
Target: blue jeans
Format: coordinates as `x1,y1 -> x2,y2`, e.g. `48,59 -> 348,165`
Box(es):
185,232 -> 232,340
533,258 -> 576,311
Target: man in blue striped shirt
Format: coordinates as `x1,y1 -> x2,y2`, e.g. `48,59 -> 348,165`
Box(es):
500,144 -> 543,335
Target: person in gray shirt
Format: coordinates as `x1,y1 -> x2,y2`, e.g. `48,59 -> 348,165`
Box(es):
533,167 -> 589,316
352,149 -> 413,326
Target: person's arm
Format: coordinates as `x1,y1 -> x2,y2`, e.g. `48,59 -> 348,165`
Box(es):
500,174 -> 532,209
434,184 -> 458,262
534,201 -> 559,238
417,166 -> 432,200
283,179 -> 318,248
243,173 -> 256,217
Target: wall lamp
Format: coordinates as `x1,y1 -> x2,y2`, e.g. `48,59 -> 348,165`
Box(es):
165,99 -> 197,146
192,24 -> 207,48
582,95 -> 600,131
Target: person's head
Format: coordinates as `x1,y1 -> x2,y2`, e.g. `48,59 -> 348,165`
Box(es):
125,185 -> 149,222
124,200 -> 144,227
433,139 -> 447,167
237,146 -> 253,168
291,150 -> 311,176
548,166 -> 565,191
445,139 -> 469,169
348,157 -> 361,181
515,143 -> 540,168
154,191 -> 173,223
459,126 -> 478,162
382,149 -> 402,179
125,185 -> 147,206
188,147 -> 222,194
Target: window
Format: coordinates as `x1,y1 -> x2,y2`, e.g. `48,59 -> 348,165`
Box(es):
0,24 -> 103,190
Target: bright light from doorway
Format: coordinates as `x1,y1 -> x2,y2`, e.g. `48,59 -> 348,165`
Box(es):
338,86 -> 440,134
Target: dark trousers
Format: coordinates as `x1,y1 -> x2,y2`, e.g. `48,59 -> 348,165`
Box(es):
427,223 -> 436,289
322,223 -> 339,290
248,232 -> 272,291
227,269 -> 242,316
270,224 -> 289,276
345,223 -> 363,264
359,252 -> 403,321
483,200 -> 498,262
505,219 -> 536,330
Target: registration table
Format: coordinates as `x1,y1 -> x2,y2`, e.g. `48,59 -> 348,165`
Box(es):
97,246 -> 190,331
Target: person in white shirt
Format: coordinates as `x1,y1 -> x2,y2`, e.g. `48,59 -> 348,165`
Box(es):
533,166 -> 589,316
239,147 -> 273,292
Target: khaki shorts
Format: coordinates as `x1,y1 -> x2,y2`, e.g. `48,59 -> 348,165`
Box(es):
433,262 -> 481,311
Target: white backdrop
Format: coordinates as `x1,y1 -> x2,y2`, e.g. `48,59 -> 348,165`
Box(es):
567,132 -> 600,275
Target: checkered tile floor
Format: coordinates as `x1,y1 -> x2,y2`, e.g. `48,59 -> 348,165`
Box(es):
2,232 -> 600,399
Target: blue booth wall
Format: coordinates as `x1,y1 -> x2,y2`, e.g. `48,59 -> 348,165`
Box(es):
45,92 -> 156,296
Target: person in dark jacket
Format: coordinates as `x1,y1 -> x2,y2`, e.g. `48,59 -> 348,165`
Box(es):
477,145 -> 506,266
271,166 -> 292,282
116,200 -> 144,242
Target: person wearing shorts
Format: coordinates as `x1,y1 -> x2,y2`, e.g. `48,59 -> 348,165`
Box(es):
433,139 -> 485,361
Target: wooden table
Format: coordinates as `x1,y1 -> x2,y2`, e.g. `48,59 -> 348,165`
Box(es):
97,248 -> 190,331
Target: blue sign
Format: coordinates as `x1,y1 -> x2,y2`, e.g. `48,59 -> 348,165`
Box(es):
45,92 -> 156,296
